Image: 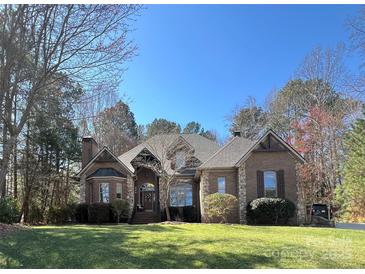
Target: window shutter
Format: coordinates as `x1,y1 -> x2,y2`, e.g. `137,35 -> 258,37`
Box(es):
257,170 -> 264,197
277,170 -> 285,198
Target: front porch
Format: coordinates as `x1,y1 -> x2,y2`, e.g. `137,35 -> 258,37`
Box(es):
131,167 -> 161,224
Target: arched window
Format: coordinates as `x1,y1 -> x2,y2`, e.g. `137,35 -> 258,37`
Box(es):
170,183 -> 192,207
140,183 -> 155,192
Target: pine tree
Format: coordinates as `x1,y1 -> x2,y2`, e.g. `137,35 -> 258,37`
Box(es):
336,106 -> 365,222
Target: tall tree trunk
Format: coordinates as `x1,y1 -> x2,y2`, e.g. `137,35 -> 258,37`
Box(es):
65,160 -> 70,205
13,96 -> 17,198
21,123 -> 31,222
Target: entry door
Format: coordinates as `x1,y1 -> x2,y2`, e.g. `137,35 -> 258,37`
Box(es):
143,191 -> 153,211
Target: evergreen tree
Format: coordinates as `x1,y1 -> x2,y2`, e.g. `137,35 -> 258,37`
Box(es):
146,118 -> 181,138
336,106 -> 365,222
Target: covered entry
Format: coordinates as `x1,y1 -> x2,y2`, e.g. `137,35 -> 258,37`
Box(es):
139,183 -> 155,211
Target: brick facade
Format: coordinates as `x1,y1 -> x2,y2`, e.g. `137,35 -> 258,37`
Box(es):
200,169 -> 239,223
79,132 -> 304,225
245,151 -> 298,206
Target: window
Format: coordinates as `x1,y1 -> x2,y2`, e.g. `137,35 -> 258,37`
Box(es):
99,183 -> 109,203
264,171 -> 277,197
175,151 -> 185,169
217,177 -> 226,193
170,183 -> 192,207
116,183 -> 123,199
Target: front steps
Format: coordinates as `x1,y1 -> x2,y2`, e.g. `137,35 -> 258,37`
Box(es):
131,211 -> 160,224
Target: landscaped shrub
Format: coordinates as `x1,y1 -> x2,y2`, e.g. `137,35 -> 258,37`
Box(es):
204,193 -> 238,223
75,203 -> 89,223
48,204 -> 76,224
167,206 -> 197,222
111,200 -> 129,223
247,198 -> 296,225
0,196 -> 20,224
88,203 -> 111,224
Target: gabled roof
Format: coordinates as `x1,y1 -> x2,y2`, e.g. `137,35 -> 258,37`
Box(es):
199,136 -> 254,169
88,168 -> 126,178
78,146 -> 133,177
118,134 -> 221,174
199,129 -> 304,169
235,129 -> 305,166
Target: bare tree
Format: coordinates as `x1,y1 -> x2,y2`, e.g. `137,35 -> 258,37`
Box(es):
131,135 -> 197,221
0,4 -> 140,196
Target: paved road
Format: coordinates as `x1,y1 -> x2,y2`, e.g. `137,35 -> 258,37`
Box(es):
335,223 -> 365,230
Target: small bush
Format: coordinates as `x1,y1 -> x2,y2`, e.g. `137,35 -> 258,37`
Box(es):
0,196 -> 20,224
204,193 -> 238,223
247,198 -> 296,225
88,203 -> 111,224
75,203 -> 89,223
111,200 -> 129,223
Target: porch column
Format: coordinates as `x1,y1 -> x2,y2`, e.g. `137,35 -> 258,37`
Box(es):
238,163 -> 247,224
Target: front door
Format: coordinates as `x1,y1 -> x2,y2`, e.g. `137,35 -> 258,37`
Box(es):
143,191 -> 153,211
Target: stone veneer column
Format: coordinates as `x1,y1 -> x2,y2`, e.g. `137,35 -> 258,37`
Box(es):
296,165 -> 306,225
238,163 -> 247,224
159,178 -> 166,211
200,170 -> 210,223
126,175 -> 135,218
80,174 -> 86,203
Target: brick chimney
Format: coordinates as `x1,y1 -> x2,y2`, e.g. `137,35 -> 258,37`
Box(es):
82,136 -> 99,168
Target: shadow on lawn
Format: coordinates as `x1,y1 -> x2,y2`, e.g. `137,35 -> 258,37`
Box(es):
0,224 -> 353,269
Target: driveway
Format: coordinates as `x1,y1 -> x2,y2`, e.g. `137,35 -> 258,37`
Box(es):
335,223 -> 365,231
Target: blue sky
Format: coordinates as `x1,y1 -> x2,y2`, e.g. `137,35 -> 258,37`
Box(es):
120,5 -> 362,141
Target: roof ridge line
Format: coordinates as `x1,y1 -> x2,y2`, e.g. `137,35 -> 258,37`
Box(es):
199,136 -> 238,168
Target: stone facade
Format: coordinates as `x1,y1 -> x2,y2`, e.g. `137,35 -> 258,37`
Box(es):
238,163 -> 246,224
126,174 -> 134,219
296,164 -> 306,225
199,170 -> 209,222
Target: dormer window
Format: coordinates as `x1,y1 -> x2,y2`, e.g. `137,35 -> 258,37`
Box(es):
175,151 -> 185,169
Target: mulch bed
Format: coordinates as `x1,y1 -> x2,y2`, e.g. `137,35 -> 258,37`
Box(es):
0,223 -> 30,237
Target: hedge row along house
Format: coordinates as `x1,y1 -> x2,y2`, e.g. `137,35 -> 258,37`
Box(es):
77,129 -> 305,224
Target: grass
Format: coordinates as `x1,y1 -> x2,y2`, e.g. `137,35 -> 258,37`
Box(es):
0,223 -> 364,268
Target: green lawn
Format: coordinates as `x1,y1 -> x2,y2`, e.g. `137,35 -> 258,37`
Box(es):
0,224 -> 364,268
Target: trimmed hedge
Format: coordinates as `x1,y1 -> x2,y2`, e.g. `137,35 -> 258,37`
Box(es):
0,196 -> 20,224
88,203 -> 111,224
48,204 -> 77,224
167,206 -> 197,222
204,193 -> 238,223
75,203 -> 89,223
247,198 -> 296,225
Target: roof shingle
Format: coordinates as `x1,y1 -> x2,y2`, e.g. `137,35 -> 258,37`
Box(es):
118,134 -> 221,173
